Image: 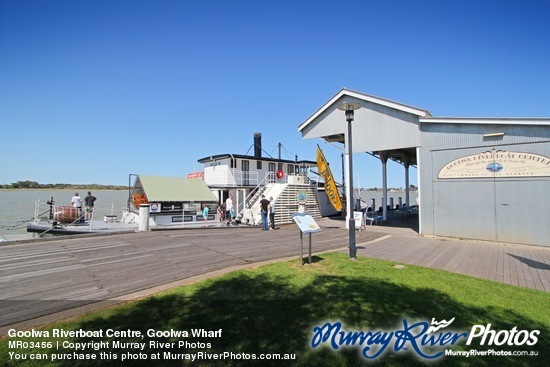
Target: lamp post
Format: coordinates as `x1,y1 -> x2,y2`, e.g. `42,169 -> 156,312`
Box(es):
338,101 -> 362,260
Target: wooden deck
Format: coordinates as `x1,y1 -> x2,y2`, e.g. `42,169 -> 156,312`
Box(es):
350,220 -> 550,292
1,218 -> 548,334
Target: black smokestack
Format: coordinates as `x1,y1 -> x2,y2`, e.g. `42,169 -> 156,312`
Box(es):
254,132 -> 262,158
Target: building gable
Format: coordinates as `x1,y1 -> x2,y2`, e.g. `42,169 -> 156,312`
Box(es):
298,88 -> 430,152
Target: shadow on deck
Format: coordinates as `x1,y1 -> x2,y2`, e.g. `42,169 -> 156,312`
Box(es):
324,210 -> 419,232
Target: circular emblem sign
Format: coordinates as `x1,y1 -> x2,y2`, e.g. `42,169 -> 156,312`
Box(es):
296,191 -> 308,203
486,162 -> 503,173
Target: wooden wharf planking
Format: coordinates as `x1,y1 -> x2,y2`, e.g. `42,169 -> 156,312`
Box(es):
0,225 -> 381,329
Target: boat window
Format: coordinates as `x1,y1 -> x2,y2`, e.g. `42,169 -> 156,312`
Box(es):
269,162 -> 276,172
172,215 -> 194,223
242,160 -> 250,186
184,203 -> 200,211
197,214 -> 216,221
162,203 -> 182,211
257,160 -> 262,169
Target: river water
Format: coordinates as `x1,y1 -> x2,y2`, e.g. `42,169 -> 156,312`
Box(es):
358,189 -> 418,211
0,189 -> 130,239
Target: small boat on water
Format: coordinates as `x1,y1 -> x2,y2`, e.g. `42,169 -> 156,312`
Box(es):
26,175 -> 219,237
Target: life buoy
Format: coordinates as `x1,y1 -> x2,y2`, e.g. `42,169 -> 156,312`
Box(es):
276,170 -> 284,179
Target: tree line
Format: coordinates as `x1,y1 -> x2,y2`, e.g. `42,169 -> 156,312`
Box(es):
1,180 -> 126,190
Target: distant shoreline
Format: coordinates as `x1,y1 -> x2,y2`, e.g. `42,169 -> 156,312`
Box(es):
2,187 -> 414,192
0,186 -> 127,191
0,180 -> 127,190
0,188 -> 127,190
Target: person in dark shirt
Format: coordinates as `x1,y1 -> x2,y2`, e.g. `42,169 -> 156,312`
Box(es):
83,191 -> 97,221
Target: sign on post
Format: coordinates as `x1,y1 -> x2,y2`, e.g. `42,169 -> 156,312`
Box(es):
354,211 -> 364,230
292,213 -> 321,265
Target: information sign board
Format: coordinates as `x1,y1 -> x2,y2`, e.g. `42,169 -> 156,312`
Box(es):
292,213 -> 321,233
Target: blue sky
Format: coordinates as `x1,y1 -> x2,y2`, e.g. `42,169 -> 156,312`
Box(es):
1,0 -> 549,187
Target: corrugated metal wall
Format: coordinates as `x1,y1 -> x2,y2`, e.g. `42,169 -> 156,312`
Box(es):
420,123 -> 550,246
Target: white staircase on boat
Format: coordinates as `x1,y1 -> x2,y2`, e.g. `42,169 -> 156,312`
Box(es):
237,182 -> 321,226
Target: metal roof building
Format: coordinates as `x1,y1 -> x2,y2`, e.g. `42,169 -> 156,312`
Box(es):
133,175 -> 218,202
299,88 -> 550,247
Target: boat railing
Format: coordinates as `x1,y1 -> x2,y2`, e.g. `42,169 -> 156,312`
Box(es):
31,200 -> 54,226
233,170 -> 260,187
236,172 -> 276,216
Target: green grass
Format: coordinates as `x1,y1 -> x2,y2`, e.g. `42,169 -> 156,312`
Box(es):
1,253 -> 548,366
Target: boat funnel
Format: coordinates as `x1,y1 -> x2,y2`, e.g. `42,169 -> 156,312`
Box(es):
254,132 -> 262,158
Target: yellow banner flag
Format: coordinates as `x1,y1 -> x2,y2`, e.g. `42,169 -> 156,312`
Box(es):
316,145 -> 343,212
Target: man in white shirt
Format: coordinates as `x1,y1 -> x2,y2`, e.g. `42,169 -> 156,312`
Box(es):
225,195 -> 234,226
71,192 -> 82,209
71,193 -> 83,223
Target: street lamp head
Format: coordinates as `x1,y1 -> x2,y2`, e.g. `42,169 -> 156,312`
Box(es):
337,102 -> 362,122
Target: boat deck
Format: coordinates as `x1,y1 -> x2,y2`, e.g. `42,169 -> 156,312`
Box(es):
27,219 -> 138,235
